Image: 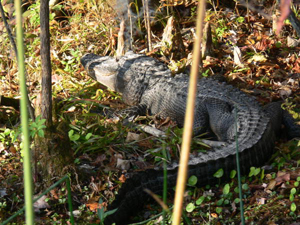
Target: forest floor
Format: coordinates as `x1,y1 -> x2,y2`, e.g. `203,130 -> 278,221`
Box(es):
0,0 -> 300,224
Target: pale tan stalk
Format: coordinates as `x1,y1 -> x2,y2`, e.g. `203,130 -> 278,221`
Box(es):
143,0 -> 152,51
172,1 -> 206,224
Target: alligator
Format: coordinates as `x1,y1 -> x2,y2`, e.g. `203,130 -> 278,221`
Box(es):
80,51 -> 300,224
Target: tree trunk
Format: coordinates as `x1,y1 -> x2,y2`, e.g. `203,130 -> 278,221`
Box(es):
37,0 -> 74,188
40,0 -> 52,125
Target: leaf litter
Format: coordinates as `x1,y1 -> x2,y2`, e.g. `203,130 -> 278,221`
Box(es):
0,0 -> 299,224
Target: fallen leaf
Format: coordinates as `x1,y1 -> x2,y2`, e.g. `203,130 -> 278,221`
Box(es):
211,213 -> 218,218
0,188 -> 7,197
268,221 -> 277,225
9,146 -> 16,154
266,179 -> 276,190
33,195 -> 50,212
257,197 -> 266,205
52,74 -> 63,84
0,143 -> 5,152
50,189 -> 59,200
275,172 -> 290,185
126,132 -> 144,142
86,202 -> 103,212
287,36 -> 300,47
231,201 -> 237,212
279,87 -> 292,99
119,174 -> 126,183
247,54 -> 267,64
292,58 -> 300,73
233,46 -> 243,67
91,154 -> 106,166
116,158 -> 131,170
265,174 -> 273,180
138,139 -> 153,149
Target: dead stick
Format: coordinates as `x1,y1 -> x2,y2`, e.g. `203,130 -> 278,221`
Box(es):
116,19 -> 126,58
145,0 -> 152,51
128,3 -> 133,50
0,1 -> 35,120
172,1 -> 206,225
0,2 -> 17,57
143,0 -> 152,52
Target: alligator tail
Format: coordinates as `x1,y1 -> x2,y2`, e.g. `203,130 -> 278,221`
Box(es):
104,121 -> 277,224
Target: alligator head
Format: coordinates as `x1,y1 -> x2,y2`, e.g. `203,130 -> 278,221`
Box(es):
81,53 -> 119,91
81,52 -> 154,106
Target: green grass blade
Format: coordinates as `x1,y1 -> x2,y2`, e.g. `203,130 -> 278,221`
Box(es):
234,108 -> 245,224
14,0 -> 34,224
162,142 -> 168,224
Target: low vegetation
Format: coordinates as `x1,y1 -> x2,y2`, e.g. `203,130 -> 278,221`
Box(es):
0,0 -> 299,224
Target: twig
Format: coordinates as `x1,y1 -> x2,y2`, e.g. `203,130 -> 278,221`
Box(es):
128,3 -> 133,50
0,1 -> 35,120
202,22 -> 213,58
137,124 -> 166,137
0,2 -> 17,57
144,189 -> 169,211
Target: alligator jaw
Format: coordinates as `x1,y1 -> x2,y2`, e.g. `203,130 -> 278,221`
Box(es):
80,53 -> 119,91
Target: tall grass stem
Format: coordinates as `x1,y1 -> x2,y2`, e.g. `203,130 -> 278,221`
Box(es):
14,0 -> 34,224
162,143 -> 168,224
234,108 -> 245,224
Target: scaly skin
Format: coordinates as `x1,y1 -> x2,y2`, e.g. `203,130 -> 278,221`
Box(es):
81,52 -> 300,224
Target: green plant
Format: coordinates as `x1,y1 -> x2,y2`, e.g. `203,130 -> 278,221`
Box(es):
214,168 -> 224,179
295,177 -> 300,187
0,128 -> 13,146
0,200 -> 7,209
215,19 -> 228,39
29,115 -> 46,138
289,185 -> 298,214
191,6 -> 197,17
248,166 -> 264,180
291,202 -> 297,212
67,119 -> 123,155
201,69 -> 210,77
97,198 -> 118,225
24,2 -> 41,27
236,16 -> 245,23
133,0 -> 142,31
68,129 -> 80,143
